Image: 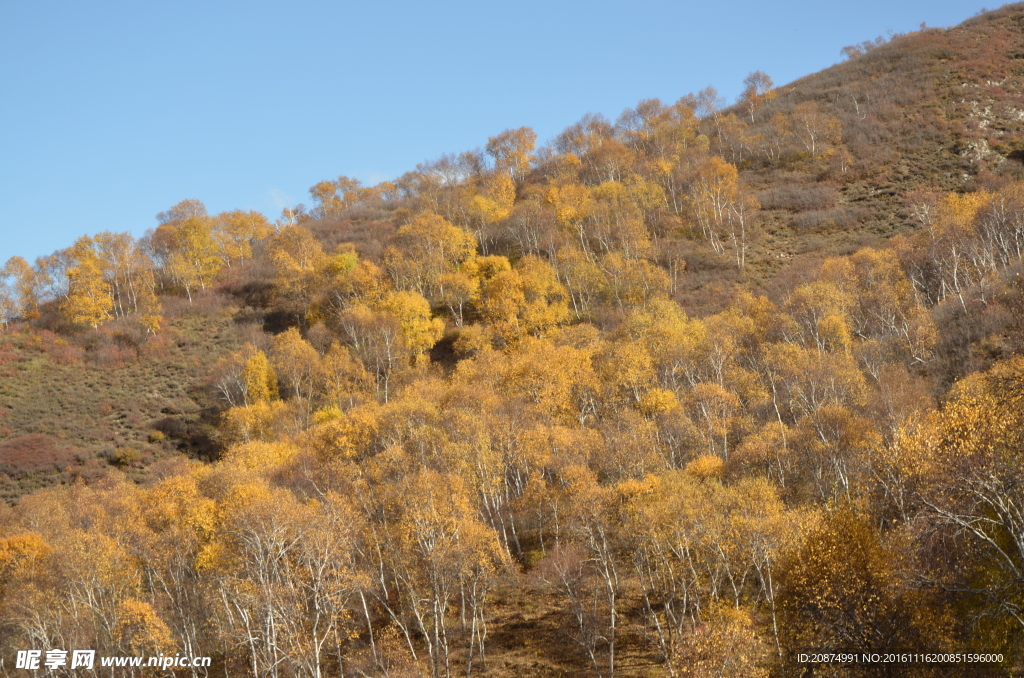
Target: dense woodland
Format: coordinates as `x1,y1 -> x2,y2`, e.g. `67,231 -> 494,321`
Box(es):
3,6 -> 1024,677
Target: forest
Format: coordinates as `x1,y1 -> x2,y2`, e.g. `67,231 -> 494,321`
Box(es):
1,6 -> 1024,677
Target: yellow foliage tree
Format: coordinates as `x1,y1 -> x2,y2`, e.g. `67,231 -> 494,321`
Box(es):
213,209 -> 273,263
1,256 -> 42,319
384,212 -> 477,299
94,231 -> 159,321
0,533 -> 51,598
153,213 -> 223,302
267,224 -> 326,311
486,126 -> 537,182
775,510 -> 947,672
545,182 -> 594,250
469,173 -> 516,225
378,290 -> 445,361
113,598 -> 176,656
62,236 -> 113,328
242,350 -> 278,405
688,156 -> 738,255
478,256 -> 569,342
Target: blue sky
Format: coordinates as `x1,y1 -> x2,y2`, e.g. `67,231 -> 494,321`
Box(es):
0,0 -> 986,264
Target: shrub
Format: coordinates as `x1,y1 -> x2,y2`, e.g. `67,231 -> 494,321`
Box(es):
91,344 -> 136,369
758,184 -> 838,211
48,342 -> 84,365
0,434 -> 81,477
109,447 -> 143,467
792,206 -> 872,231
0,344 -> 18,365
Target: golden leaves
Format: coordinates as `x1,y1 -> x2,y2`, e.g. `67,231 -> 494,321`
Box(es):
223,441 -> 300,472
242,349 -> 278,404
61,236 -> 113,328
267,224 -> 327,300
379,290 -> 445,358
214,209 -> 273,262
0,533 -> 51,595
113,599 -> 175,656
469,173 -> 516,225
486,126 -> 537,182
385,211 -> 477,299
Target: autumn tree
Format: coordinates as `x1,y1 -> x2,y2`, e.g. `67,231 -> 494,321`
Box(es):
599,252 -> 671,308
739,71 -> 775,123
618,97 -> 704,170
266,224 -> 327,314
309,175 -> 367,219
819,248 -> 937,365
384,212 -> 477,300
156,198 -> 207,224
563,466 -> 621,678
94,231 -> 159,321
2,256 -> 43,319
713,113 -> 757,165
791,101 -> 842,160
902,359 -> 1024,648
437,270 -> 478,327
758,341 -> 871,501
113,598 -> 175,657
758,112 -> 793,163
556,247 -> 606,319
676,605 -> 769,678
783,279 -> 855,353
368,469 -> 507,678
32,249 -> 70,303
621,472 -> 800,675
468,172 -> 516,253
586,176 -> 660,258
618,97 -> 708,216
150,202 -> 223,302
0,275 -> 20,332
688,156 -> 758,266
898,188 -> 1015,310
379,291 -> 445,359
272,327 -> 321,406
243,349 -> 279,405
546,182 -> 595,251
318,342 -> 373,410
486,127 -> 537,184
494,336 -> 598,426
0,533 -> 51,600
478,256 -> 570,341
0,530 -> 65,655
206,482 -> 362,678
775,510 -> 948,674
558,114 -> 636,184
212,343 -> 279,408
0,283 -> 14,331
213,210 -> 273,263
333,291 -> 441,401
315,253 -> 392,323
61,236 -> 114,328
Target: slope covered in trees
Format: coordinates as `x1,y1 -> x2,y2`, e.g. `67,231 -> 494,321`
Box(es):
2,6 -> 1024,677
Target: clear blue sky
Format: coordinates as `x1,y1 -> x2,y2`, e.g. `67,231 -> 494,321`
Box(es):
0,0 -> 986,264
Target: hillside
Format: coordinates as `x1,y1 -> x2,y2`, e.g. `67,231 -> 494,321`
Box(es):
1,6 -> 1024,678
722,3 -> 1024,293
0,302 -> 248,500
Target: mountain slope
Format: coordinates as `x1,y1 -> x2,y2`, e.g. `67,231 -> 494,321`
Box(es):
1,7 -> 1024,677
